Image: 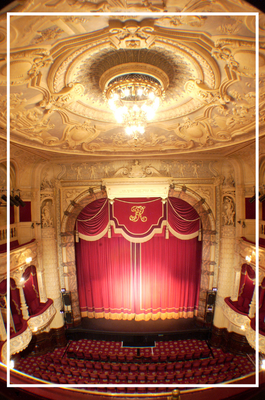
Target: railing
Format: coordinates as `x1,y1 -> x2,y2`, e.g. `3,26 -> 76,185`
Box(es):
0,224 -> 18,242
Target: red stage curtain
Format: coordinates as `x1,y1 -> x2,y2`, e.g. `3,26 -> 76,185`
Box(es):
76,236 -> 134,320
167,197 -> 200,237
77,198 -> 109,240
138,234 -> 201,320
75,198 -> 202,321
22,266 -> 40,315
245,198 -> 256,219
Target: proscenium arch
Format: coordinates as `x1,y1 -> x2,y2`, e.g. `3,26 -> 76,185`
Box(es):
61,187 -> 216,324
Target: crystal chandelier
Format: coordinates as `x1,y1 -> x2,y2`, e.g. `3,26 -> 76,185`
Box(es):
100,65 -> 167,140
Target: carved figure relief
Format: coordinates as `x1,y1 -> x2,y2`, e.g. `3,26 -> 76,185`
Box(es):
41,201 -> 54,228
222,196 -> 235,226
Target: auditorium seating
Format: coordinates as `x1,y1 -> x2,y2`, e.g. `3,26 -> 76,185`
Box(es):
14,337 -> 256,391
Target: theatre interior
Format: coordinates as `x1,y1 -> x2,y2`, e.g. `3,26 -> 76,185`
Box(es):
0,0 -> 265,399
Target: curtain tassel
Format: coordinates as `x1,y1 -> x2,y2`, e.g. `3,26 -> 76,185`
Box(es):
165,227 -> 169,239
108,225 -> 111,238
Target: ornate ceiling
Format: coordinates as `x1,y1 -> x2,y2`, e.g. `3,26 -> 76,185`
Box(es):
0,0 -> 264,159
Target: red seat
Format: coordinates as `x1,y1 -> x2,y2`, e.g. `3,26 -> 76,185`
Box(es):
183,361 -> 192,369
165,373 -> 175,383
98,373 -> 108,384
192,360 -> 201,368
201,359 -> 210,367
168,354 -> 177,362
58,377 -> 68,384
76,361 -> 85,368
137,374 -> 146,384
129,364 -> 138,373
137,387 -> 147,393
127,374 -> 137,384
120,364 -> 129,373
146,375 -> 156,383
157,364 -> 166,373
68,360 -> 76,367
108,374 -> 117,384
139,365 -> 147,373
85,361 -> 94,371
166,364 -> 174,372
117,374 -> 127,384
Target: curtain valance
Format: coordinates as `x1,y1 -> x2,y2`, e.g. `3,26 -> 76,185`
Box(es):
76,197 -> 200,242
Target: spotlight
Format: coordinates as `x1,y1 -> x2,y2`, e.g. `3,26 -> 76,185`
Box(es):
10,195 -> 20,207
1,194 -> 7,202
248,195 -> 255,203
14,195 -> 25,207
259,194 -> 265,202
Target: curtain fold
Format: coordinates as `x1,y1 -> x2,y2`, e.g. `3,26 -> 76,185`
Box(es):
75,197 -> 202,321
22,266 -> 40,315
77,198 -> 109,240
137,235 -> 201,321
76,236 -> 134,320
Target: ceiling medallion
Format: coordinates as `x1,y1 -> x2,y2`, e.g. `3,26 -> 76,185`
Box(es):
100,63 -> 168,140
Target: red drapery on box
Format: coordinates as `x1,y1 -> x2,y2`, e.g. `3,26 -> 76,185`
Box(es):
75,198 -> 202,321
22,266 -> 41,315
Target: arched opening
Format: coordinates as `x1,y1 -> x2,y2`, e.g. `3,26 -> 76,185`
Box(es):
61,187 -> 216,324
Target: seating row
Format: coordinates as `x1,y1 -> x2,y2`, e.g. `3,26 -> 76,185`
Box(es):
44,355 -> 234,372
65,349 -> 213,362
33,367 -> 242,385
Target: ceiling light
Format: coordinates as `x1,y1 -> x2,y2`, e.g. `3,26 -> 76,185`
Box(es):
100,64 -> 167,141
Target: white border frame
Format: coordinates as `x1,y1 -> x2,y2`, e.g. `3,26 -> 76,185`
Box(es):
6,10 -> 259,391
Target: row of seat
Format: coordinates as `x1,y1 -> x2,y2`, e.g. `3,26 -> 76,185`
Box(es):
65,348 -> 212,362
44,354 -> 234,372
33,366 -> 242,385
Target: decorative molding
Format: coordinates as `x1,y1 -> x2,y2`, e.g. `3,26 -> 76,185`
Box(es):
222,301 -> 250,329
245,323 -> 265,354
27,302 -> 56,333
1,326 -> 32,364
104,177 -> 170,200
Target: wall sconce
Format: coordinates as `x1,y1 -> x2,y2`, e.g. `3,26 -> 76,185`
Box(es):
26,257 -> 32,264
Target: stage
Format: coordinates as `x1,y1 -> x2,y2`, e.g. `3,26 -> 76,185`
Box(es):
66,317 -> 211,344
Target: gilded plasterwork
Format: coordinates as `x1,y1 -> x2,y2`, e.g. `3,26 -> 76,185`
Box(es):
0,6 -> 261,157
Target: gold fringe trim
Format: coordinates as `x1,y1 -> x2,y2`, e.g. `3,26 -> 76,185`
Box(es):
81,310 -> 195,321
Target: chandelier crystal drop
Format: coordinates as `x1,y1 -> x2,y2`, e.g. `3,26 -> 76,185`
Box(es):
104,73 -> 165,140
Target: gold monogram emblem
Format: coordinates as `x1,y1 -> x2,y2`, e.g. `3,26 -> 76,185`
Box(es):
129,206 -> 147,222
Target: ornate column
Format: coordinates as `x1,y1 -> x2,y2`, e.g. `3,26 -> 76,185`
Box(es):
41,201 -> 64,329
0,310 -> 6,341
18,284 -> 29,320
214,192 -> 236,328
36,267 -> 48,304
